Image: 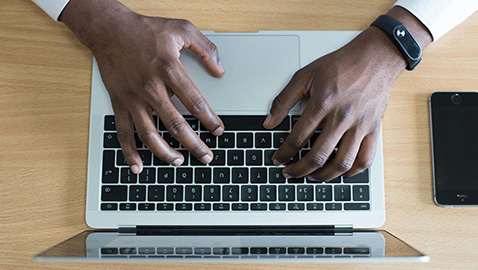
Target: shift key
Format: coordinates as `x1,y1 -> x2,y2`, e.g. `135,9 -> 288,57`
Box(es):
102,186 -> 127,201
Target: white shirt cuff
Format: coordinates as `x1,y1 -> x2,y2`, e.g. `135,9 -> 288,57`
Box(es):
32,0 -> 71,21
394,0 -> 478,41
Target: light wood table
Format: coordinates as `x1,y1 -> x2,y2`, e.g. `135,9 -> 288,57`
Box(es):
1,0 -> 477,269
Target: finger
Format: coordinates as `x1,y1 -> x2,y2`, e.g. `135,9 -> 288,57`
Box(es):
344,130 -> 379,177
271,95 -> 327,166
263,70 -> 307,129
148,88 -> 214,164
113,107 -> 143,174
179,20 -> 225,77
306,129 -> 363,182
131,107 -> 184,166
281,122 -> 344,179
161,60 -> 224,136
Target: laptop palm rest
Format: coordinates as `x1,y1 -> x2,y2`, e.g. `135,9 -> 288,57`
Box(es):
177,35 -> 301,114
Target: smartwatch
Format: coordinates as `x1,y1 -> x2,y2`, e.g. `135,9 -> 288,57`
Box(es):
371,15 -> 422,70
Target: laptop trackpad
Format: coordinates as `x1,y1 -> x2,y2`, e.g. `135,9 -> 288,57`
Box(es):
177,35 -> 301,114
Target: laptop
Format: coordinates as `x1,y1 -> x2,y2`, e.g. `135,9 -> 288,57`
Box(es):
35,31 -> 429,263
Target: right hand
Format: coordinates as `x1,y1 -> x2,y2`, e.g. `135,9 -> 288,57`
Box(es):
60,0 -> 225,174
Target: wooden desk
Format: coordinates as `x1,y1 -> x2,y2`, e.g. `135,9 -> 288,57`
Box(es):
1,0 -> 477,269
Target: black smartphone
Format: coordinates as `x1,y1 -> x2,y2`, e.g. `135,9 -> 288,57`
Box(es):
429,92 -> 478,206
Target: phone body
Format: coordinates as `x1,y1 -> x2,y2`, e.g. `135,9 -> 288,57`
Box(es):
429,92 -> 478,206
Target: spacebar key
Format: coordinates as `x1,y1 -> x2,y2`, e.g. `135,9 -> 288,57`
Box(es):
219,115 -> 290,131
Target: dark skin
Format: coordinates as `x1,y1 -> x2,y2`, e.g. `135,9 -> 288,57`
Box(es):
60,0 -> 432,180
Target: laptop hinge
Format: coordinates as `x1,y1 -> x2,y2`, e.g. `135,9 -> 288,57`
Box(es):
118,225 -> 353,235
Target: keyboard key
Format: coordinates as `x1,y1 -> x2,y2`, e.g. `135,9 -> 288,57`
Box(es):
241,185 -> 258,201
309,132 -> 321,147
250,248 -> 267,254
307,203 -> 323,210
210,150 -> 226,165
316,186 -> 332,201
194,203 -> 211,211
177,168 -> 193,183
288,247 -> 305,254
246,150 -> 262,165
185,185 -> 202,201
288,203 -> 305,210
344,203 -> 370,210
104,133 -> 120,148
325,203 -> 342,210
343,169 -> 369,183
157,203 -> 174,210
102,186 -> 127,201
200,133 -> 216,148
101,247 -> 118,255
120,248 -> 137,254
285,153 -> 299,165
251,168 -> 267,183
166,185 -> 183,201
129,185 -> 146,201
138,203 -> 155,210
291,115 -> 300,127
288,177 -> 304,183
232,203 -> 248,211
102,150 -> 118,183
137,150 -> 152,165
344,248 -> 370,254
116,151 -> 128,165
178,150 -> 189,165
184,116 -> 199,130
195,168 -> 211,183
213,248 -> 230,255
104,115 -> 116,131
306,247 -> 324,254
334,185 -> 351,201
120,203 -> 136,210
176,248 -> 193,254
157,248 -> 174,254
237,133 -> 253,148
264,150 -> 275,165
260,185 -> 276,201
176,203 -> 193,211
218,133 -> 235,148
278,185 -> 295,201
227,150 -> 244,165
163,133 -> 179,148
250,203 -> 267,210
153,155 -> 169,166
273,133 -> 288,148
219,115 -> 289,131
213,168 -> 230,183
255,133 -> 271,148
353,185 -> 370,201
157,168 -> 174,183
213,203 -> 230,211
148,186 -> 164,201
325,247 -> 342,254
269,203 -> 286,211
204,185 -> 220,201
269,247 -> 286,254
231,247 -> 249,254
194,247 -> 211,255
134,132 -> 143,148
121,168 -> 137,183
297,185 -> 314,201
232,168 -> 248,183
139,168 -> 156,183
138,248 -> 156,255
269,168 -> 286,183
223,185 -> 239,201
328,177 -> 341,183
101,203 -> 117,210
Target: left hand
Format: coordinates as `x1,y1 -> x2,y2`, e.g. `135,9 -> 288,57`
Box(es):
263,27 -> 406,182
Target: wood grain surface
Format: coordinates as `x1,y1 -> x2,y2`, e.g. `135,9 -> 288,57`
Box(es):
1,0 -> 477,269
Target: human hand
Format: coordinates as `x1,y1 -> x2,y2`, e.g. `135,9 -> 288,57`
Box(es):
263,27 -> 408,182
60,0 -> 225,174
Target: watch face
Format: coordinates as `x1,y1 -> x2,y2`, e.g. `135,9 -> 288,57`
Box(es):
393,25 -> 421,60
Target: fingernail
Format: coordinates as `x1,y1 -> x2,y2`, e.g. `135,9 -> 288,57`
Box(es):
218,62 -> 224,73
306,176 -> 318,181
131,165 -> 140,174
171,157 -> 183,166
283,172 -> 291,179
212,126 -> 224,136
273,159 -> 283,166
199,153 -> 213,164
263,114 -> 272,127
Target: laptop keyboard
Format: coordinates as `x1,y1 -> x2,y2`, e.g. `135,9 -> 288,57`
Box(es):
101,115 -> 371,212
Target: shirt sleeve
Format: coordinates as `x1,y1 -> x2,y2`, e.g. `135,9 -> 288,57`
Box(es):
394,0 -> 478,41
32,0 -> 71,21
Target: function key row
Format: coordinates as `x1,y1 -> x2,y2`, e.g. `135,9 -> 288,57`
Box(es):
101,202 -> 371,211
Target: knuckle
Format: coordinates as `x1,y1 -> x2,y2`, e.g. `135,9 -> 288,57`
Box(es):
177,19 -> 195,32
271,94 -> 286,111
337,104 -> 354,122
285,135 -> 306,150
205,41 -> 218,55
167,119 -> 189,137
307,153 -> 328,168
141,80 -> 157,94
187,97 -> 209,115
161,62 -> 180,82
335,157 -> 354,173
137,128 -> 157,145
356,156 -> 374,171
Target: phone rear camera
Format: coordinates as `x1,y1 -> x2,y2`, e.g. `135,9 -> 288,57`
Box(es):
451,93 -> 462,105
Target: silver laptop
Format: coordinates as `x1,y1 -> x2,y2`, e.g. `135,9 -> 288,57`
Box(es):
35,31 -> 428,263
